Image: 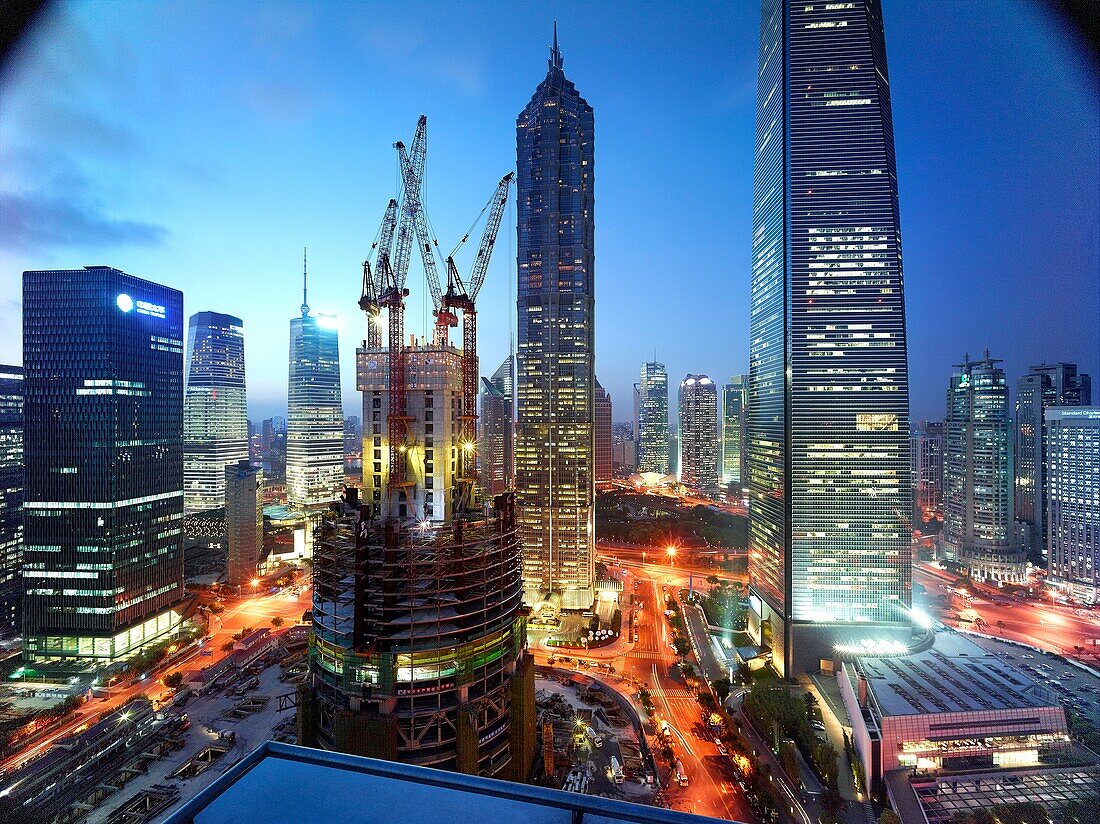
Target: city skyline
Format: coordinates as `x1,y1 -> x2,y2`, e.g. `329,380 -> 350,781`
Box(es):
1,2 -> 1096,426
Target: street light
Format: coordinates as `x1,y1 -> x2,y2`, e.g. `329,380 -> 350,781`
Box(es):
666,546 -> 677,566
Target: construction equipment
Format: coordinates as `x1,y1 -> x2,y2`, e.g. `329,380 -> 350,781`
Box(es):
359,198 -> 398,349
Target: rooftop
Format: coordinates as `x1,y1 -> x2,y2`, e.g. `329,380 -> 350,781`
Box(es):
162,741 -> 735,824
853,633 -> 1055,717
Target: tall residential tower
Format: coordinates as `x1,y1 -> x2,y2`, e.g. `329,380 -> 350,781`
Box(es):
678,375 -> 719,497
286,256 -> 344,511
636,362 -> 669,476
747,0 -> 912,675
22,268 -> 185,662
183,311 -> 248,513
722,374 -> 748,488
1046,408 -> 1100,602
515,28 -> 596,610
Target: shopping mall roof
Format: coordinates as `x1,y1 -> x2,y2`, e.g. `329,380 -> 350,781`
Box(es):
161,741 -> 738,824
850,633 -> 1056,717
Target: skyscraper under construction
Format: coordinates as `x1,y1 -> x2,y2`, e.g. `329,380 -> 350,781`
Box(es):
299,120 -> 534,781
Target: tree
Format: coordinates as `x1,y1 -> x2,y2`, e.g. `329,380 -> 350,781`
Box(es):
271,616 -> 284,629
221,641 -> 235,653
996,620 -> 1006,632
711,677 -> 731,704
164,672 -> 183,689
877,811 -> 901,824
673,636 -> 691,659
802,691 -> 818,719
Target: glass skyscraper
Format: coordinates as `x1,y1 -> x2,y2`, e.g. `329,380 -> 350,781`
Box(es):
594,378 -> 613,482
1045,408 -> 1100,602
678,375 -> 719,496
722,374 -> 748,487
0,366 -> 23,636
515,28 -> 596,610
183,311 -> 248,513
747,0 -> 911,675
286,267 -> 343,511
942,352 -> 1023,583
22,267 -> 185,662
636,362 -> 669,475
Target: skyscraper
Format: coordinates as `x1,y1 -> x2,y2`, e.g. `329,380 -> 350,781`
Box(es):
515,26 -> 596,610
637,362 -> 669,475
1045,408 -> 1100,602
678,375 -> 719,496
722,374 -> 748,488
22,267 -> 185,662
942,352 -> 1023,583
594,379 -> 613,482
286,257 -> 343,511
911,420 -> 945,523
747,0 -> 912,675
480,355 -> 515,497
225,460 -> 263,587
1015,363 -> 1092,561
0,366 -> 23,636
183,311 -> 248,513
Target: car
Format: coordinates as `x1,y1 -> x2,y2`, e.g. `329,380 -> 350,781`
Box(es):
811,720 -> 826,731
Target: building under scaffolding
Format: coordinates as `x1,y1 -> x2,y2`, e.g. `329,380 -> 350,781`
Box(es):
299,489 -> 535,780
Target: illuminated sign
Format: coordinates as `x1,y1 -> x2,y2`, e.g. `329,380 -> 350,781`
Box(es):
116,294 -> 166,319
116,293 -> 134,312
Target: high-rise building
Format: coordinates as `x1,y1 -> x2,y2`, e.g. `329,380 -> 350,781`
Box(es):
286,259 -> 343,511
479,355 -> 515,497
0,366 -> 23,636
225,460 -> 263,587
943,352 -> 1023,583
594,379 -> 612,482
678,375 -> 719,496
1015,363 -> 1092,561
515,27 -> 596,610
911,420 -> 945,523
1046,408 -> 1100,602
747,0 -> 912,675
22,267 -> 185,662
637,362 -> 669,475
343,415 -> 363,476
183,311 -> 248,514
722,374 -> 748,488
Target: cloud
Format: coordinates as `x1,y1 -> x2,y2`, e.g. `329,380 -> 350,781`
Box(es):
0,187 -> 168,252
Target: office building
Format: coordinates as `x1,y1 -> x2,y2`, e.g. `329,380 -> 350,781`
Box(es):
722,374 -> 748,487
612,423 -> 636,477
480,381 -> 513,497
0,366 -> 23,636
22,267 -> 185,662
911,420 -> 944,523
678,375 -> 719,496
594,379 -> 612,482
286,262 -> 343,511
515,27 -> 596,610
344,415 -> 363,476
183,311 -> 248,513
636,361 -> 669,475
942,352 -> 1023,583
225,460 -> 263,587
746,0 -> 912,674
1015,363 -> 1092,561
1046,408 -> 1100,602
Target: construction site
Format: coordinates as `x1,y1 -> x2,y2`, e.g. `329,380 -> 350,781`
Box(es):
296,116 -> 536,780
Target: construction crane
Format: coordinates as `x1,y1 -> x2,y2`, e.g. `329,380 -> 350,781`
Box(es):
359,198 -> 398,349
439,173 -> 514,510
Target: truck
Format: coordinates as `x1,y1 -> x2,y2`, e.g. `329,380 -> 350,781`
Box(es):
584,725 -> 604,748
659,719 -> 671,740
674,759 -> 689,787
609,755 -> 625,784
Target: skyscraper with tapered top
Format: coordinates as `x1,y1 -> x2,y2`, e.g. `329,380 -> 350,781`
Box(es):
515,25 -> 596,610
183,311 -> 248,513
747,0 -> 912,676
286,251 -> 343,511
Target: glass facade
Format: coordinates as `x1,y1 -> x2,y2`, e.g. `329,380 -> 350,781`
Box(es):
1046,408 -> 1100,600
286,284 -> 343,511
636,362 -> 669,475
183,311 -> 248,513
678,375 -> 719,496
21,267 -> 185,662
748,0 -> 912,673
515,31 -> 596,609
594,378 -> 612,482
943,353 -> 1024,583
0,366 -> 23,636
225,460 -> 263,587
722,374 -> 748,486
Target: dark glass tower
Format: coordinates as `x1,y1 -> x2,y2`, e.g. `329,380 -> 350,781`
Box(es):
515,27 -> 596,610
0,366 -> 23,636
747,0 -> 911,675
183,311 -> 248,513
22,267 -> 185,662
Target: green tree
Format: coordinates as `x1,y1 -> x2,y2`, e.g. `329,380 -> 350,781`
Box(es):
673,636 -> 691,659
163,672 -> 184,689
711,677 -> 731,704
271,616 -> 284,629
878,811 -> 901,824
221,640 -> 235,653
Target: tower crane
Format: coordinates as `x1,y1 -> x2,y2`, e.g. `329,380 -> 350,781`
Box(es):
359,198 -> 398,349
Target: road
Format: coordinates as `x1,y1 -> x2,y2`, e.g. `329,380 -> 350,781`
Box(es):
1,585 -> 311,776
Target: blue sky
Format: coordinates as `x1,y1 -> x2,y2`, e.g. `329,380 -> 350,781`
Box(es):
1,0 -> 1096,424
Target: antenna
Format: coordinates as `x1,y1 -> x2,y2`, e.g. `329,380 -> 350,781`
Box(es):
301,247 -> 310,316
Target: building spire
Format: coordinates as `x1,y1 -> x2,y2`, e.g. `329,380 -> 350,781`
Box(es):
549,20 -> 563,71
301,246 -> 310,316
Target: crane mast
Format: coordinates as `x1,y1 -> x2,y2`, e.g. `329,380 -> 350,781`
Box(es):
360,198 -> 398,349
